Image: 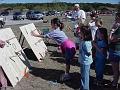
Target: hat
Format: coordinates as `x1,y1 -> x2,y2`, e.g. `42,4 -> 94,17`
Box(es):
74,4 -> 79,7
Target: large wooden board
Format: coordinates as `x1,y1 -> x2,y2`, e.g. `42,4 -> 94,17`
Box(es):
19,23 -> 47,61
0,28 -> 29,87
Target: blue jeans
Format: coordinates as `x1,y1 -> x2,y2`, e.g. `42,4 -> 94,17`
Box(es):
95,53 -> 106,80
80,64 -> 91,90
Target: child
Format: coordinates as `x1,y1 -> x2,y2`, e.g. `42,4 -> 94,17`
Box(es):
93,19 -> 108,85
31,18 -> 76,81
78,26 -> 93,90
88,13 -> 98,65
109,12 -> 120,87
0,39 -> 7,89
88,13 -> 98,41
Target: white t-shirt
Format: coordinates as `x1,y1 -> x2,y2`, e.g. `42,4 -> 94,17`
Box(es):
89,21 -> 98,41
72,10 -> 86,21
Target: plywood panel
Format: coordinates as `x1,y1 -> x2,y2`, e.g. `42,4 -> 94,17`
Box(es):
19,23 -> 47,61
0,28 -> 29,87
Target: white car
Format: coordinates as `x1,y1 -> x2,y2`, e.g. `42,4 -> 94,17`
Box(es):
26,11 -> 44,20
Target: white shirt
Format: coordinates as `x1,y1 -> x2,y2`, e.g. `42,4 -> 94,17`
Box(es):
67,9 -> 86,23
89,21 -> 98,41
72,10 -> 86,20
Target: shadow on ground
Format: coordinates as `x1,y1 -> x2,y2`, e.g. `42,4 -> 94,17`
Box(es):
30,67 -> 120,90
23,48 -> 38,61
90,76 -> 120,90
30,67 -> 80,89
49,50 -> 79,67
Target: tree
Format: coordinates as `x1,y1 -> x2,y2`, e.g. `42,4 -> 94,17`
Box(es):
82,4 -> 94,12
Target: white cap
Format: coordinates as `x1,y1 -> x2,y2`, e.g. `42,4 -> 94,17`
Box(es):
74,4 -> 79,7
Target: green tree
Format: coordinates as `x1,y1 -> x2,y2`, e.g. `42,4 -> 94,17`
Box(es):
82,4 -> 93,12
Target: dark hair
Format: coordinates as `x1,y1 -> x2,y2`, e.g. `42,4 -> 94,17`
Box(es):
51,18 -> 64,30
80,26 -> 92,41
116,12 -> 120,18
90,13 -> 96,17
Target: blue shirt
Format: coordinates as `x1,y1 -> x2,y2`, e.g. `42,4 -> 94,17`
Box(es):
79,41 -> 93,65
44,28 -> 68,45
96,40 -> 107,57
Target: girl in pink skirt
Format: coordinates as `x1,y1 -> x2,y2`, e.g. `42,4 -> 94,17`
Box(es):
32,18 -> 76,81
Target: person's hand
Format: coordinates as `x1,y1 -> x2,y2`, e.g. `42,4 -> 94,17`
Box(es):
0,40 -> 5,48
31,30 -> 41,37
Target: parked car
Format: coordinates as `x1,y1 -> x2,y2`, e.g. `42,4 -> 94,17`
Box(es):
26,10 -> 44,20
13,12 -> 25,20
46,11 -> 55,16
0,11 -> 9,16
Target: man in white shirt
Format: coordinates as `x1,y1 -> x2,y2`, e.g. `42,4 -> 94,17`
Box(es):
70,4 -> 86,49
71,4 -> 86,24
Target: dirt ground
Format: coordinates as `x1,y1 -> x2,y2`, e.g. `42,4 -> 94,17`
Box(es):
3,15 -> 120,90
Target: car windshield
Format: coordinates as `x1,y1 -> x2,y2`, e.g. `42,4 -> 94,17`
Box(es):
34,11 -> 41,14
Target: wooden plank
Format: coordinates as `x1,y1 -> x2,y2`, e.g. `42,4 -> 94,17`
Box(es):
0,28 -> 29,87
0,48 -> 18,87
19,23 -> 47,61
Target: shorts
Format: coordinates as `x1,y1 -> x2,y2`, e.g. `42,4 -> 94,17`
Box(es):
65,47 -> 76,65
109,49 -> 120,62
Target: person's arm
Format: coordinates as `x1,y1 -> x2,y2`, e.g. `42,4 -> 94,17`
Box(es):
110,34 -> 120,42
93,41 -> 101,53
109,23 -> 120,41
31,29 -> 54,40
31,30 -> 45,38
31,30 -> 42,37
83,42 -> 92,57
109,29 -> 120,43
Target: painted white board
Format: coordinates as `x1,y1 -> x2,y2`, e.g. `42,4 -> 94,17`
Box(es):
19,23 -> 47,61
0,28 -> 29,87
0,48 -> 18,87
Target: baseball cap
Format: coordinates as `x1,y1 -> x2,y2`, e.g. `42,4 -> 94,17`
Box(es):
74,4 -> 79,7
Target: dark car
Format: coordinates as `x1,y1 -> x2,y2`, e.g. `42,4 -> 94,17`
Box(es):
1,11 -> 9,16
46,11 -> 55,16
26,10 -> 44,20
13,12 -> 25,20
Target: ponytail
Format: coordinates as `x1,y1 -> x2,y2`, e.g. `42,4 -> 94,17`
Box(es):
51,18 -> 64,30
60,22 -> 64,30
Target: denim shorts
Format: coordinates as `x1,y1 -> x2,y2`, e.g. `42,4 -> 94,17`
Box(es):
109,49 -> 120,62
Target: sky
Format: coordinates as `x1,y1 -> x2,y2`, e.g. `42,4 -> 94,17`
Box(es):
0,0 -> 119,4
